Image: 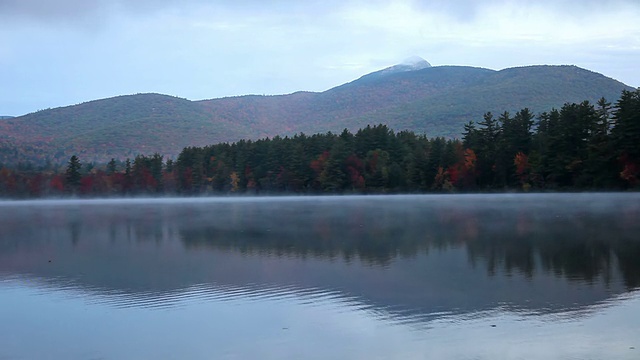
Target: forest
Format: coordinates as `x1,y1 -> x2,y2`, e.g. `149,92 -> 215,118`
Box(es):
0,89 -> 638,198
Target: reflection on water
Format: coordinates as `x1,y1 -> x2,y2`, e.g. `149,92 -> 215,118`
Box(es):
1,194 -> 639,359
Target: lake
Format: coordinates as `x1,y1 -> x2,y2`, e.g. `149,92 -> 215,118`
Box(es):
1,194 -> 639,359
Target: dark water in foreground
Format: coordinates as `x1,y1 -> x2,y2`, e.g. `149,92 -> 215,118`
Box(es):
1,194 -> 639,359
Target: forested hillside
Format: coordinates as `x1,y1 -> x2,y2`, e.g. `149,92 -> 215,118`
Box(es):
1,89 -> 638,198
0,64 -> 632,165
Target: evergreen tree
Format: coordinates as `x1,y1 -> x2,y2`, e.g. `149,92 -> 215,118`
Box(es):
585,98 -> 617,187
475,112 -> 501,187
320,140 -> 349,192
165,159 -> 174,173
611,89 -> 640,187
150,153 -> 164,192
496,109 -> 534,186
424,137 -> 445,189
107,158 -> 117,174
65,155 -> 82,192
462,121 -> 479,149
124,158 -> 132,193
536,102 -> 598,187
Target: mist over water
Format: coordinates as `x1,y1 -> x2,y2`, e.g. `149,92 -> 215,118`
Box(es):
1,194 -> 639,359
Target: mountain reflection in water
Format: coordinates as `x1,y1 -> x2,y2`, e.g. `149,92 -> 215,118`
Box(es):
1,194 -> 638,324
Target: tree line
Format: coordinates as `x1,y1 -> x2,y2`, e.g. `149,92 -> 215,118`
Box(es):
0,89 -> 638,197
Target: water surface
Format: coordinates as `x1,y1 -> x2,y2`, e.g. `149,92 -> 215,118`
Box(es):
1,194 -> 639,359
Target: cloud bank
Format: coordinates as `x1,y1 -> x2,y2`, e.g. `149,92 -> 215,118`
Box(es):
1,0 -> 638,115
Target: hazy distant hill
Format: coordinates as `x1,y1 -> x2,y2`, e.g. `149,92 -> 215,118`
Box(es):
0,62 -> 633,165
0,116 -> 13,120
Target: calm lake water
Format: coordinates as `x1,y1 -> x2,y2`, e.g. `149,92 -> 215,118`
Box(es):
1,194 -> 639,360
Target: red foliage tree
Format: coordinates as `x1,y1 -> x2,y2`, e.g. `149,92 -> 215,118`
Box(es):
50,174 -> 64,193
514,152 -> 531,188
80,175 -> 94,194
345,154 -> 365,190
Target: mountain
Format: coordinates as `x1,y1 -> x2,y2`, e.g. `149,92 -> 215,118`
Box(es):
0,94 -> 257,164
0,63 -> 634,165
0,116 -> 13,120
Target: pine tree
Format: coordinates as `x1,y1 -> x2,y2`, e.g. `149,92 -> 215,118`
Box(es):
107,158 -> 117,174
585,98 -> 617,187
611,89 -> 640,187
65,155 -> 82,192
124,158 -> 132,193
475,112 -> 500,187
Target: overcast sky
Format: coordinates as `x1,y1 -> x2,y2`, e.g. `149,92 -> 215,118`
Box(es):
1,0 -> 639,116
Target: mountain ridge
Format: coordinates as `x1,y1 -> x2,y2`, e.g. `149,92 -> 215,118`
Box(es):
0,63 -> 634,165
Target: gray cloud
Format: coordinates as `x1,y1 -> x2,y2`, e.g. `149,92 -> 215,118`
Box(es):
1,0 -> 639,116
2,0 -> 638,23
0,0 -> 341,24
0,0 -> 105,22
414,0 -> 640,21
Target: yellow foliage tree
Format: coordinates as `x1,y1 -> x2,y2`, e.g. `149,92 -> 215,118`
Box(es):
229,171 -> 240,192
